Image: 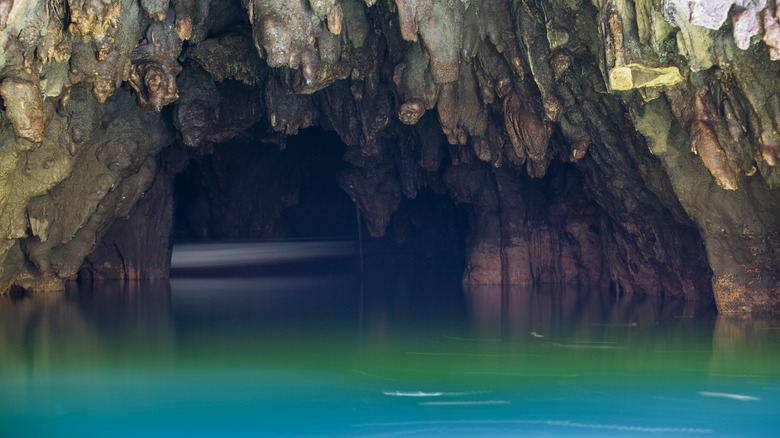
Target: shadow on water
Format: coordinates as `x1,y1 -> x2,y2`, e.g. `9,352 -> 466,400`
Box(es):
1,255 -> 779,437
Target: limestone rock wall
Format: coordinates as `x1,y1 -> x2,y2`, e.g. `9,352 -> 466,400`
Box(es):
0,0 -> 777,311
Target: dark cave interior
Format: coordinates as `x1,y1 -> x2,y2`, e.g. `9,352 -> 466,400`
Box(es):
172,126 -> 470,266
168,123 -> 708,303
173,128 -> 358,242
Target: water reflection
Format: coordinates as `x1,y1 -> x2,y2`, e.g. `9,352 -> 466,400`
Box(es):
0,281 -> 173,377
1,270 -> 778,437
465,283 -> 712,341
711,313 -> 780,377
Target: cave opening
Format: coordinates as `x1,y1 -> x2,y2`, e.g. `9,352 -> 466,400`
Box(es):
172,128 -> 358,242
170,126 -> 470,274
166,116 -> 681,303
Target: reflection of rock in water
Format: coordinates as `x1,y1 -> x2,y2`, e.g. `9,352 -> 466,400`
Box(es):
0,288 -> 97,375
463,284 -> 719,376
711,314 -> 780,377
67,280 -> 173,344
0,281 -> 174,376
464,284 -> 503,339
465,284 -> 613,339
464,283 -> 712,343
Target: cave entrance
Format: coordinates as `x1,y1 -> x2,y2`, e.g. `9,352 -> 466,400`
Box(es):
171,127 -> 469,276
173,128 -> 357,242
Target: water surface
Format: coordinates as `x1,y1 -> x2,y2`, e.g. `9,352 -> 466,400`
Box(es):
2,263 -> 779,437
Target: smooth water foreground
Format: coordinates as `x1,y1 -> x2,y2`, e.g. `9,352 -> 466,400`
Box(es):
2,263 -> 779,437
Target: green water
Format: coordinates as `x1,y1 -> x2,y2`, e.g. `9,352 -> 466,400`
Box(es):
1,266 -> 779,437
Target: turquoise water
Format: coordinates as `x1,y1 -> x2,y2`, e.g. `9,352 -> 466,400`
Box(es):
2,266 -> 779,437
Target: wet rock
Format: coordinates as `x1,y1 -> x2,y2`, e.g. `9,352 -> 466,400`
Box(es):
549,50 -> 572,82
0,76 -> 45,143
635,97 -> 780,312
395,0 -> 464,83
141,0 -> 168,21
689,92 -> 740,190
435,62 -> 487,146
445,162 -> 612,287
186,29 -> 264,85
37,3 -> 72,65
393,42 -> 438,125
326,2 -> 343,35
1,89 -> 172,288
502,93 -> 554,178
68,0 -> 141,103
319,78 -> 392,150
172,64 -> 220,147
174,0 -> 210,42
128,15 -> 183,112
265,74 -> 317,135
0,0 -> 12,30
339,146 -> 402,237
341,0 -> 369,48
205,80 -> 266,143
514,0 -> 562,122
248,0 -> 322,69
68,0 -> 122,41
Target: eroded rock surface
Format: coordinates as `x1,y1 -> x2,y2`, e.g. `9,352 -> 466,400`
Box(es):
0,0 -> 778,312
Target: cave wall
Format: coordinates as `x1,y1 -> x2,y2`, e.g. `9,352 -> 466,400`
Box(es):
0,0 -> 778,311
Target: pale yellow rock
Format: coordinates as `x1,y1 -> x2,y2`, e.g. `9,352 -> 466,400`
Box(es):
634,97 -> 673,158
28,215 -> 50,243
609,64 -> 684,91
41,62 -> 69,98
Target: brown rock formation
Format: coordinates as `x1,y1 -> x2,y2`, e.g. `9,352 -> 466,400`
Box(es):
0,0 -> 778,312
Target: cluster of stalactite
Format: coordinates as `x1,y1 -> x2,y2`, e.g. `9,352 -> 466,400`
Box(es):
0,0 -> 777,311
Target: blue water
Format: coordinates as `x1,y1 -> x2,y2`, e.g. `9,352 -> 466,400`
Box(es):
2,264 -> 779,437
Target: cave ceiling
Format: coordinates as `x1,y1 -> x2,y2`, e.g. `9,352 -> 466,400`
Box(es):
0,0 -> 778,312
